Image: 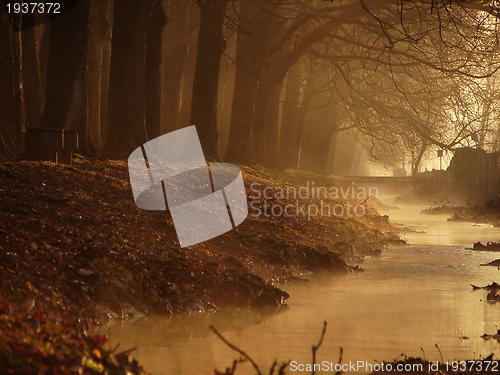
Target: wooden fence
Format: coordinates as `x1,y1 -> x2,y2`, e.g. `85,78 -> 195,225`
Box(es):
447,147 -> 500,199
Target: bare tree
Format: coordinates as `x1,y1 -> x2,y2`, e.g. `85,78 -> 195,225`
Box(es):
0,11 -> 24,160
189,0 -> 229,160
40,0 -> 92,152
86,0 -> 112,151
161,0 -> 198,133
145,0 -> 167,141
103,0 -> 164,158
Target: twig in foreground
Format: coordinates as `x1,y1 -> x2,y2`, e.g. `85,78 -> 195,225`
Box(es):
335,347 -> 344,375
312,321 -> 327,375
210,325 -> 263,375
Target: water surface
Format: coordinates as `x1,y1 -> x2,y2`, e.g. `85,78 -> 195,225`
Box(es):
99,204 -> 500,374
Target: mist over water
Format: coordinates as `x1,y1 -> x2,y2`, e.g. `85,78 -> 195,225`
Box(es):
99,199 -> 500,375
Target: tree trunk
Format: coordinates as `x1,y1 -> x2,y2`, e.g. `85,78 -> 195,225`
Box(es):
253,81 -> 283,166
224,36 -> 259,163
217,37 -> 236,156
99,25 -> 112,146
309,125 -> 337,175
40,0 -> 91,153
0,13 -> 24,160
300,106 -> 340,175
22,27 -> 43,129
103,0 -> 156,158
279,64 -> 301,168
190,0 -> 229,160
87,0 -> 112,151
412,140 -> 428,176
145,0 -> 167,141
177,27 -> 199,131
12,20 -> 26,157
333,133 -> 361,175
0,12 -> 15,157
279,65 -> 316,169
225,0 -> 273,164
162,0 -> 192,133
38,23 -> 50,107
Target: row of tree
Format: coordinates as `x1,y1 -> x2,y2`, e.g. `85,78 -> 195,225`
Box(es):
2,0 -> 500,175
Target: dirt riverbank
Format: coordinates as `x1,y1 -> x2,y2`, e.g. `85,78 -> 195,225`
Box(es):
0,159 -> 400,320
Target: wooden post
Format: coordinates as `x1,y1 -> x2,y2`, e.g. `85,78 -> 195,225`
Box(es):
25,128 -> 78,164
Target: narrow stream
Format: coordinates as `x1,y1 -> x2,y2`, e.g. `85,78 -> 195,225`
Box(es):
99,203 -> 500,374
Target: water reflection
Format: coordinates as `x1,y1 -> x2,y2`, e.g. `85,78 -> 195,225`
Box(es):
98,204 -> 500,374
98,309 -> 284,375
387,203 -> 500,247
